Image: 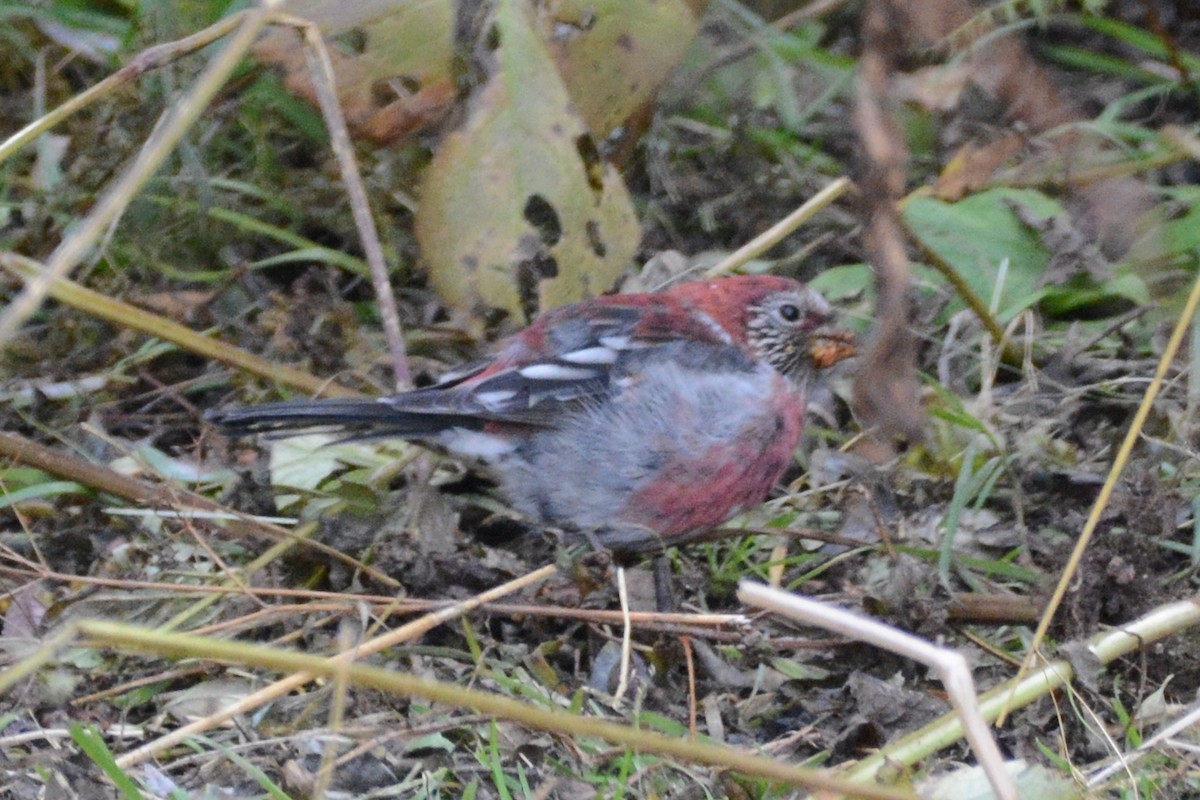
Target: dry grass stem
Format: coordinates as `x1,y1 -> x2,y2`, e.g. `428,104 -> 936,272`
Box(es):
0,2 -> 285,344
703,177 -> 852,278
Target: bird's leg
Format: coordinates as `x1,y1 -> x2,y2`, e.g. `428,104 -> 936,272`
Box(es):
652,553 -> 674,613
586,523 -> 681,611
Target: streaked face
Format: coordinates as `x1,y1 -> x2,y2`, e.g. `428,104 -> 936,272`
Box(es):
746,288 -> 853,380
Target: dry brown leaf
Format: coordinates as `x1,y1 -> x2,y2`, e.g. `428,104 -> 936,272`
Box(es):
254,0 -> 455,144
931,137 -> 1023,201
892,63 -> 970,112
131,290 -> 216,326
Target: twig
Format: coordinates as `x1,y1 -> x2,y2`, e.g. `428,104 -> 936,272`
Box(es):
0,13 -> 247,166
293,18 -> 411,388
1088,699 -> 1200,787
850,0 -> 924,445
611,567 -> 634,707
0,430 -> 396,587
739,581 -> 1018,800
703,177 -> 852,278
0,253 -> 364,399
846,597 -> 1200,784
0,559 -> 749,630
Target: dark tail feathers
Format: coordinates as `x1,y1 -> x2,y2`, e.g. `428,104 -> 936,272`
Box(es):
206,399 -> 455,440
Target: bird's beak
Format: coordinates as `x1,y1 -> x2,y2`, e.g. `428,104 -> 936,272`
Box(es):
808,329 -> 856,369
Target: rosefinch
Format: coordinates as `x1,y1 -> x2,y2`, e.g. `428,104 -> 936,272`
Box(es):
209,276 -> 854,553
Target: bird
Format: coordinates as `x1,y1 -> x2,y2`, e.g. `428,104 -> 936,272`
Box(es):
208,275 -> 855,554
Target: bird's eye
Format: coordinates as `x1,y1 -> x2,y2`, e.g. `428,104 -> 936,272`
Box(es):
777,303 -> 801,323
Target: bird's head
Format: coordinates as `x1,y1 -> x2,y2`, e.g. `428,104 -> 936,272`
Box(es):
670,275 -> 856,383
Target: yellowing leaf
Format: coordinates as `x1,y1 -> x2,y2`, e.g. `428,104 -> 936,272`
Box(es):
540,0 -> 701,136
415,0 -> 640,321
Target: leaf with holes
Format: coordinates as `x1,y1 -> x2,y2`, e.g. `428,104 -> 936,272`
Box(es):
415,0 -> 640,323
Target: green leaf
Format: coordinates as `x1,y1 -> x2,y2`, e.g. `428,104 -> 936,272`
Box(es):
0,481 -> 88,510
770,657 -> 831,681
904,188 -> 1061,321
70,724 -> 145,800
633,711 -> 688,737
404,732 -> 456,753
1039,44 -> 1173,86
807,263 -> 872,302
244,74 -> 329,145
1038,272 -> 1147,318
1081,15 -> 1200,74
1160,192 -> 1200,255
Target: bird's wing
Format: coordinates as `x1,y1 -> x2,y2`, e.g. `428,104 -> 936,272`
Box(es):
387,300 -> 734,426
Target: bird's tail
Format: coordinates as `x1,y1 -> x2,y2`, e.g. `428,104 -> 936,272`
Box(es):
207,399 -> 458,440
